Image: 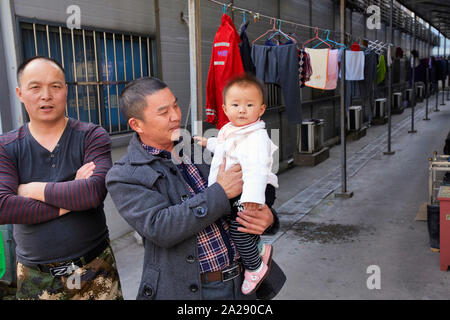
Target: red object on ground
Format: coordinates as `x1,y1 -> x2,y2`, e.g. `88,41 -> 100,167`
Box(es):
437,186 -> 450,271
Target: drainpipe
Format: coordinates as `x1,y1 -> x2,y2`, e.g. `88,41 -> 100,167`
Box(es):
0,0 -> 23,130
188,0 -> 203,136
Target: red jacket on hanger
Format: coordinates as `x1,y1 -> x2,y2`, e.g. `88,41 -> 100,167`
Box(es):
206,14 -> 244,129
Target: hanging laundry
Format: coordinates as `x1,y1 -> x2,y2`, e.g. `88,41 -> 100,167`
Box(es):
395,47 -> 404,59
304,48 -> 329,89
413,58 -> 428,84
298,49 -> 312,87
239,22 -> 256,74
350,41 -> 360,51
345,50 -> 365,81
206,14 -> 244,129
324,49 -> 339,90
392,58 -> 401,84
387,45 -> 393,67
344,49 -> 377,119
252,43 -> 302,123
377,54 -> 387,84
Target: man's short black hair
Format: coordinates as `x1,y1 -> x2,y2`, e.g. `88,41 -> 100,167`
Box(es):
120,77 -> 168,120
17,56 -> 66,86
222,73 -> 266,105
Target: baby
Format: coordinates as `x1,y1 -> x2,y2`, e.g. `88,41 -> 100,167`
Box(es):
194,73 -> 278,295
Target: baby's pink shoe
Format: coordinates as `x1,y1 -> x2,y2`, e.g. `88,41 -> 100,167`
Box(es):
241,262 -> 269,295
260,244 -> 273,269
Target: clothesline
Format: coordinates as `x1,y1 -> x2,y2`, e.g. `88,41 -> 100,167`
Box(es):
206,0 -> 388,47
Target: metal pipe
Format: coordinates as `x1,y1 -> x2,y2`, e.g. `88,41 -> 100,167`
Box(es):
112,33 -> 121,132
103,32 -> 112,133
131,35 -> 135,80
442,36 -> 446,105
82,29 -> 92,123
0,0 -> 24,130
340,0 -> 346,193
147,37 -> 151,76
59,26 -> 68,116
335,0 -> 352,198
123,34 -> 129,131
33,23 -> 38,55
408,13 -> 417,133
71,28 -> 80,120
385,0 -> 395,154
435,31 -> 440,112
139,36 -> 143,78
188,0 -> 203,136
424,23 -> 430,120
93,31 -> 102,127
46,25 -> 51,58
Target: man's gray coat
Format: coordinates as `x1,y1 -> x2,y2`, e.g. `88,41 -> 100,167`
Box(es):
106,134 -> 285,300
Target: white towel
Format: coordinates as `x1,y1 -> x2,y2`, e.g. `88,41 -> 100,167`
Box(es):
345,51 -> 365,81
305,48 -> 329,89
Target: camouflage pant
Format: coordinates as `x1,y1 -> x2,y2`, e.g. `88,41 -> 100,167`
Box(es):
16,246 -> 123,300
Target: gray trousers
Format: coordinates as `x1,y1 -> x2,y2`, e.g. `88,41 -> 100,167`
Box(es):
251,43 -> 302,123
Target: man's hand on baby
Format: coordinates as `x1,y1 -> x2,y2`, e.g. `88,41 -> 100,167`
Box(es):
193,136 -> 207,147
243,202 -> 261,211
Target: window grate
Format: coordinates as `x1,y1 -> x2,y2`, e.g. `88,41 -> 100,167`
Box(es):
20,21 -> 157,134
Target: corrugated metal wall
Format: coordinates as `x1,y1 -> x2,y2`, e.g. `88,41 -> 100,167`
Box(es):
14,0 -> 156,35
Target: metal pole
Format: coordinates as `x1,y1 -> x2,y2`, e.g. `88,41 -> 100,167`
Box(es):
0,0 -> 23,131
409,13 -> 417,133
385,0 -> 395,154
447,37 -> 450,101
435,31 -> 440,112
424,24 -> 430,120
442,36 -> 446,105
335,0 -> 352,199
188,0 -> 203,136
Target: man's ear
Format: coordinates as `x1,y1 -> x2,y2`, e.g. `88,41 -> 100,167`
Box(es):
128,117 -> 143,134
16,87 -> 23,102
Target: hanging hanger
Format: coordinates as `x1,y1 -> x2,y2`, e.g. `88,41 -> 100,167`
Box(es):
302,27 -> 331,49
252,18 -> 277,44
267,20 -> 297,43
311,30 -> 345,49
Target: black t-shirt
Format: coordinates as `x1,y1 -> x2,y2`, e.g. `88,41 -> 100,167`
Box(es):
0,118 -> 111,265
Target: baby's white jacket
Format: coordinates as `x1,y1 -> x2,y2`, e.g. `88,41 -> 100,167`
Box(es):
206,120 -> 279,205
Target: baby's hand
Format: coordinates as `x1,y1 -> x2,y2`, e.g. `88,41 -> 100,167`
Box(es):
243,202 -> 261,211
193,136 -> 208,147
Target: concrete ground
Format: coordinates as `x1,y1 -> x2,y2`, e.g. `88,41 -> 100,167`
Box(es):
111,92 -> 450,300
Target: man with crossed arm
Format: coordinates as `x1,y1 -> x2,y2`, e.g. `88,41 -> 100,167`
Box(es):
0,56 -> 122,300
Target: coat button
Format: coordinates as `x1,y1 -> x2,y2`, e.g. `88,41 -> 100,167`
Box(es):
194,206 -> 206,217
143,285 -> 153,297
186,255 -> 195,264
189,284 -> 198,293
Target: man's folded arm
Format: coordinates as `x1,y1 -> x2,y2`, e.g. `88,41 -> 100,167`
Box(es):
0,146 -> 60,225
44,126 -> 112,211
